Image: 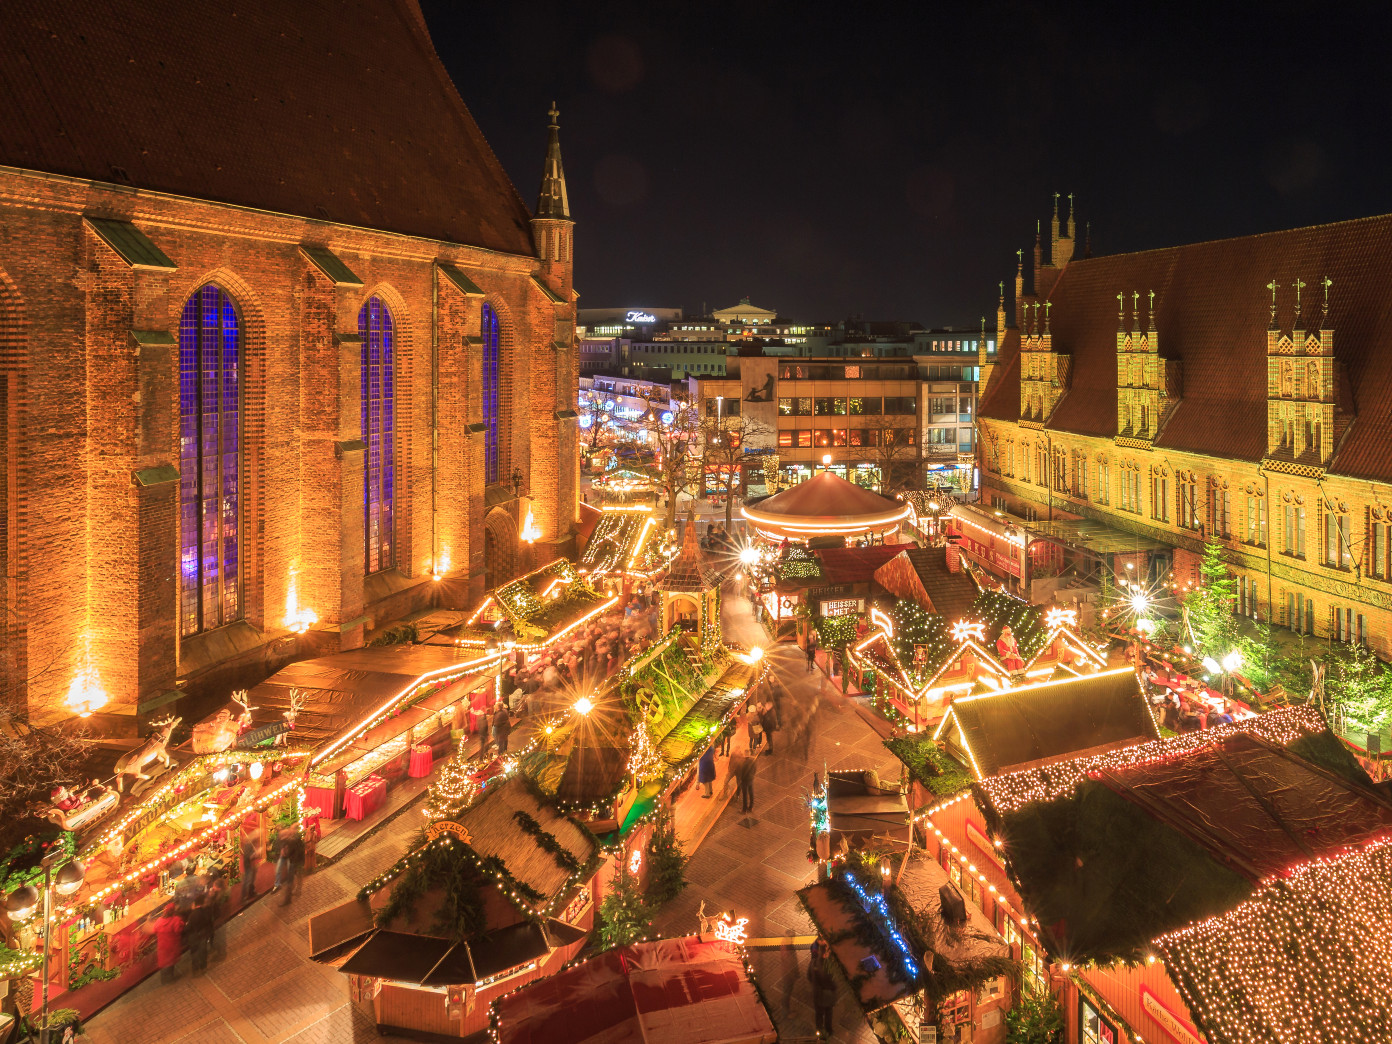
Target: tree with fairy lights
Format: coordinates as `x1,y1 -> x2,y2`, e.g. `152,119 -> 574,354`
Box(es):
626,719 -> 662,786
423,735 -> 477,820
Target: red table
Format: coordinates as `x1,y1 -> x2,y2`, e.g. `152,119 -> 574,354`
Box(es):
303,785 -> 337,820
344,775 -> 387,821
407,744 -> 433,778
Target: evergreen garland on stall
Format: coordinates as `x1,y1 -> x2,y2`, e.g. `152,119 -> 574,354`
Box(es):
511,811 -> 581,873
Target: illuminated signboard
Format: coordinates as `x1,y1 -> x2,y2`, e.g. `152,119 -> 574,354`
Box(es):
626,311 -> 658,323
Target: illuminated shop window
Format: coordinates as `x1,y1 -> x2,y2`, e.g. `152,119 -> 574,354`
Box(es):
179,284 -> 241,637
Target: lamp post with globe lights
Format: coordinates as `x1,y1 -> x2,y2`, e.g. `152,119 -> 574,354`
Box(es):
5,852 -> 86,1043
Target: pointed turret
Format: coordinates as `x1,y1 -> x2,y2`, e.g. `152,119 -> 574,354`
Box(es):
531,102 -> 574,299
535,102 -> 570,219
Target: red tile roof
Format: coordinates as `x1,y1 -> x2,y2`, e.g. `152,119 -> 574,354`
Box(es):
980,213 -> 1392,477
0,0 -> 536,255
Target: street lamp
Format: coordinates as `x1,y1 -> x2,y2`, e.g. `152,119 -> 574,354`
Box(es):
6,853 -> 86,1043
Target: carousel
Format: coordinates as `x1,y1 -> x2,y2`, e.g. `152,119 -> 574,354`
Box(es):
740,470 -> 909,543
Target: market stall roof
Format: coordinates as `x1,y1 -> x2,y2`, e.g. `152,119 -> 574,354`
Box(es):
813,544 -> 909,585
742,471 -> 909,538
1155,838 -> 1392,1044
934,667 -> 1159,778
307,897 -> 376,961
656,513 -> 720,592
797,873 -> 921,1013
978,707 -> 1392,963
246,645 -> 495,762
494,936 -> 776,1044
452,777 -> 597,904
874,545 -> 980,618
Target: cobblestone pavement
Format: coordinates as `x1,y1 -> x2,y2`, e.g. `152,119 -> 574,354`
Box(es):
649,586 -> 900,1042
84,583 -> 897,1044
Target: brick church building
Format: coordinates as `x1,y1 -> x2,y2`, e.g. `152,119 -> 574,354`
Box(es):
0,1 -> 578,726
977,198 -> 1392,660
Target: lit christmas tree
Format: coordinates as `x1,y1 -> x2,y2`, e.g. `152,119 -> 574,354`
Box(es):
424,735 -> 477,820
626,719 -> 662,785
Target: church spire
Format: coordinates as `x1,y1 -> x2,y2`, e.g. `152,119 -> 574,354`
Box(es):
535,101 -> 570,219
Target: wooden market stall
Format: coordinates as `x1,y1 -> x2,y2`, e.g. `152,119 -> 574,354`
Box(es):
311,776 -> 599,1041
493,936 -> 776,1044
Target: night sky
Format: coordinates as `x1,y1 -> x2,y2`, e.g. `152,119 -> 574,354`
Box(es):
422,1 -> 1388,327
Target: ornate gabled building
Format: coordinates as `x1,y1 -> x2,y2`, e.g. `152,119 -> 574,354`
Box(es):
977,201 -> 1392,656
0,0 -> 579,725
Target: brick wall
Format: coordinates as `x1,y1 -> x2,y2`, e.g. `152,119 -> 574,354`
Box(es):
0,170 -> 575,722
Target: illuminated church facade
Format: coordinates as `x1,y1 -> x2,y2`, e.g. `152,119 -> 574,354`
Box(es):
0,0 -> 578,723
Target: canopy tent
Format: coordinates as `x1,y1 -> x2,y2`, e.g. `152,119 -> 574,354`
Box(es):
741,470 -> 909,540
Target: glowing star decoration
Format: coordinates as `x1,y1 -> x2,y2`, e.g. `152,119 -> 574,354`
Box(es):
520,509 -> 542,543
950,619 -> 987,643
1045,607 -> 1078,630
65,664 -> 109,718
712,913 -> 749,946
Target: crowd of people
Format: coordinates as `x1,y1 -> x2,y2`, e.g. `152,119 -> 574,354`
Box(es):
1141,664 -> 1241,732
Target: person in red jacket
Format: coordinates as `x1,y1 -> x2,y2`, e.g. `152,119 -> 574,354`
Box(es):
145,903 -> 185,983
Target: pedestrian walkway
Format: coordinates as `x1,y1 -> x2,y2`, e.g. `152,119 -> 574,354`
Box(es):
649,585 -> 899,1042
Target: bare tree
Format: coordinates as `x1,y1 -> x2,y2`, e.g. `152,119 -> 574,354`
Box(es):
636,395 -> 701,530
863,415 -> 921,494
578,388 -> 613,453
700,412 -> 774,528
0,638 -> 96,850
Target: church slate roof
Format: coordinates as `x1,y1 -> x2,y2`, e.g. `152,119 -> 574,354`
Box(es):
0,0 -> 536,255
980,213 -> 1392,479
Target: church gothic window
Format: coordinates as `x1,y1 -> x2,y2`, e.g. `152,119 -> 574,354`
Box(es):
361,295 -> 395,574
482,303 -> 501,485
179,284 -> 241,637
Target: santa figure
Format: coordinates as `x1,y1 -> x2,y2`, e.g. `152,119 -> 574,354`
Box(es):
996,625 -> 1026,672
50,785 -> 82,812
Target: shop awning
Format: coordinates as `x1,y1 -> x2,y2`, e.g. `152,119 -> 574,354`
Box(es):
308,898 -> 377,961
1023,517 -> 1173,557
247,645 -> 498,757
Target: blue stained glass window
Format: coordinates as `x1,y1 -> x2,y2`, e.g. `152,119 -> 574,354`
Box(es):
361,296 -> 395,574
482,303 -> 500,485
179,285 -> 240,637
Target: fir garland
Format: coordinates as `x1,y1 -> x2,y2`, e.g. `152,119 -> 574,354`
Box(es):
511,811 -> 581,873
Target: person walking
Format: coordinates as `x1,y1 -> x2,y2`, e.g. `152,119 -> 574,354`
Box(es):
492,698 -> 513,755
183,898 -> 214,974
204,868 -> 228,963
239,825 -> 261,903
173,862 -> 205,918
716,718 -> 735,758
145,903 -> 185,984
759,701 -> 779,756
275,827 -> 305,906
697,743 -> 717,798
811,953 -> 838,1039
735,749 -> 758,814
805,630 -> 818,673
745,706 -> 763,755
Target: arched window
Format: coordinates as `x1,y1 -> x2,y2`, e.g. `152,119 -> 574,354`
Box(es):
482,303 -> 501,485
179,284 -> 241,636
361,296 -> 395,574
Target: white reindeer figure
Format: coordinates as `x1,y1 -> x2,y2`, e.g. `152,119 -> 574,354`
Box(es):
231,689 -> 257,732
277,688 -> 307,746
113,715 -> 181,793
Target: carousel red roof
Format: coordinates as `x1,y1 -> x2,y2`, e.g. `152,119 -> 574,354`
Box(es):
742,472 -> 909,534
